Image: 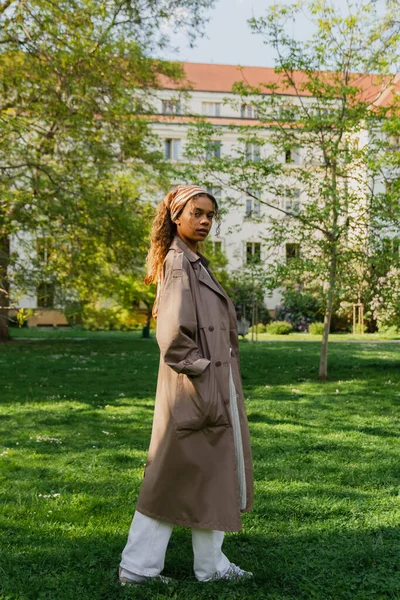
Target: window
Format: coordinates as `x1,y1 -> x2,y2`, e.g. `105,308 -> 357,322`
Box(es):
162,100 -> 182,115
285,149 -> 293,163
246,143 -> 261,161
385,180 -> 400,215
206,186 -> 222,200
210,240 -> 223,253
245,190 -> 261,218
279,106 -> 297,122
246,242 -> 261,264
241,104 -> 258,119
382,237 -> 400,264
388,135 -> 400,152
206,141 -> 221,159
285,147 -> 301,164
285,189 -> 301,215
36,282 -> 55,308
202,102 -> 221,117
36,237 -> 53,263
286,243 -> 300,263
164,139 -> 181,160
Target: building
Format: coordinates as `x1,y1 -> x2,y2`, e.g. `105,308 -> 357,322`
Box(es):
10,62 -> 400,319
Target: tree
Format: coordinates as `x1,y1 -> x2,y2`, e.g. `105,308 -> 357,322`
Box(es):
183,0 -> 400,379
0,0 -> 214,341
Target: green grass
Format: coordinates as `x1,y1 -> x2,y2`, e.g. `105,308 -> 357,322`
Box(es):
9,326 -> 400,342
1,333 -> 400,600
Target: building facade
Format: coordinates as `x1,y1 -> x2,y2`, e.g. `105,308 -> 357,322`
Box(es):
10,62 -> 400,316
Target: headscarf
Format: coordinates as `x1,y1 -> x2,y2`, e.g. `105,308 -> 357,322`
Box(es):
152,185 -> 216,319
163,184 -> 216,221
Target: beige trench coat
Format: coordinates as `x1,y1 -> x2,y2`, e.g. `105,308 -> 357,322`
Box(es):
136,235 -> 254,531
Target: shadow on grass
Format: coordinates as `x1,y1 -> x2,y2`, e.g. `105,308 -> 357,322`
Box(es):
1,522 -> 399,600
1,337 -> 400,599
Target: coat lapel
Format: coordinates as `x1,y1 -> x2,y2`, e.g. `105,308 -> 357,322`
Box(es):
198,263 -> 228,302
169,235 -> 227,302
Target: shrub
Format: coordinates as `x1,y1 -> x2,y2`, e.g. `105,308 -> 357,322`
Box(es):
79,305 -> 154,331
371,267 -> 400,331
309,322 -> 324,335
275,289 -> 323,331
266,321 -> 293,335
377,324 -> 400,336
249,323 -> 266,334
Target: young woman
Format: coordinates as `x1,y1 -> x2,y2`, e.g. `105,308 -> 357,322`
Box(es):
118,184 -> 254,585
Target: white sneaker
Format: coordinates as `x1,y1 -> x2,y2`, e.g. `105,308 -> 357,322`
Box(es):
118,567 -> 174,586
203,562 -> 253,582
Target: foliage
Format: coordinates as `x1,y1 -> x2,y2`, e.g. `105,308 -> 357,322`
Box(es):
370,266 -> 400,331
275,288 -> 323,332
226,266 -> 271,325
0,0 -> 214,340
249,322 -> 266,334
182,0 -> 400,378
198,236 -> 232,289
82,305 -> 154,331
266,320 -> 293,335
377,324 -> 400,336
309,322 -> 325,335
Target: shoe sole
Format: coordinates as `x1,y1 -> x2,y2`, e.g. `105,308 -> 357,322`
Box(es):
118,567 -> 173,585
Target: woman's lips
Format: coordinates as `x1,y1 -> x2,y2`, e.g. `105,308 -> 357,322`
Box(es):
197,229 -> 208,234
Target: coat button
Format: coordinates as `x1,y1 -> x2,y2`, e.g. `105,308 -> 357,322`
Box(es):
215,361 -> 222,367
208,326 -> 214,331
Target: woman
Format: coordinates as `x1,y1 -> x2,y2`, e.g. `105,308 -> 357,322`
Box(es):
118,184 -> 254,585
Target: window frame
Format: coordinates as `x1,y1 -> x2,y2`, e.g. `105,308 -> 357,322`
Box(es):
241,104 -> 258,119
285,242 -> 300,263
202,102 -> 221,117
245,190 -> 261,218
162,99 -> 182,115
205,141 -> 221,160
164,138 -> 182,160
245,241 -> 262,265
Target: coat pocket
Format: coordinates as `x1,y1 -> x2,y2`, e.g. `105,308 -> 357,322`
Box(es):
170,369 -> 210,434
171,365 -> 228,437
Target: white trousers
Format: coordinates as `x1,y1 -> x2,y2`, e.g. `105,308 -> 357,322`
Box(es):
120,510 -> 231,581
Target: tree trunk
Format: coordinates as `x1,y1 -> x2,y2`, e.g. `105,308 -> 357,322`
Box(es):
0,234 -> 10,342
318,249 -> 337,380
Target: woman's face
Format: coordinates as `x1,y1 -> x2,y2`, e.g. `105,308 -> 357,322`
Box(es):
175,194 -> 215,245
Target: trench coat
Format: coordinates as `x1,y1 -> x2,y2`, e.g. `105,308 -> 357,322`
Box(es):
136,234 -> 254,532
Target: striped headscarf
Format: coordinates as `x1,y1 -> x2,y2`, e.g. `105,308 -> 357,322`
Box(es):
163,185 -> 215,221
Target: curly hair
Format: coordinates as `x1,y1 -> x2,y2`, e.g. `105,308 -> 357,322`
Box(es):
144,190 -> 220,285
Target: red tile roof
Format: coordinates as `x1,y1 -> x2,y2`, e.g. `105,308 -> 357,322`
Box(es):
158,62 -> 400,107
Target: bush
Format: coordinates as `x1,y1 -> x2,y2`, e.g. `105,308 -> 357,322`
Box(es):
309,322 -> 324,335
275,289 -> 323,331
377,324 -> 400,336
351,323 -> 369,335
63,302 -> 83,326
249,323 -> 266,334
82,306 -> 144,331
266,321 -> 293,335
371,267 -> 400,331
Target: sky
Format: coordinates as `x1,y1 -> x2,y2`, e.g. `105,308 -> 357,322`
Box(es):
161,0 -> 383,69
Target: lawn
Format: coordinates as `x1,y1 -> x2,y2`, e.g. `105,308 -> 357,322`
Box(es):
0,333 -> 399,600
